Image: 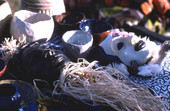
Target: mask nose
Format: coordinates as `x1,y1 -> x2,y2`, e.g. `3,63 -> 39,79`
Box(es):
134,40 -> 146,51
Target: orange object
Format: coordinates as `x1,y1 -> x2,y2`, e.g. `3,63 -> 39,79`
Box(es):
0,65 -> 6,77
141,0 -> 154,15
153,0 -> 170,15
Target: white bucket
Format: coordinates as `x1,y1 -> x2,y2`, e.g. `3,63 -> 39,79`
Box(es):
62,30 -> 93,62
19,0 -> 66,16
10,10 -> 54,42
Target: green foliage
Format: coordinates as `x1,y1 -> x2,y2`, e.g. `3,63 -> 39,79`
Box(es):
101,6 -> 123,17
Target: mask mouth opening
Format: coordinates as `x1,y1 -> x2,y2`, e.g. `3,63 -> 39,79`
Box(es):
145,56 -> 153,64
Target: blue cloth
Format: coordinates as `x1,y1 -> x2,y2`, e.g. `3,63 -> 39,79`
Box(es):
47,32 -> 63,50
129,54 -> 170,105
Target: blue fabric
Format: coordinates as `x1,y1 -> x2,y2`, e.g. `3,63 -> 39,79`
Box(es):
129,53 -> 170,105
47,36 -> 63,50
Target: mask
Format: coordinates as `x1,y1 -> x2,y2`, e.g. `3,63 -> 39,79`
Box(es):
100,30 -> 160,66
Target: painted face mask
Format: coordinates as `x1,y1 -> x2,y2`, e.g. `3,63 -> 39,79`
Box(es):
100,30 -> 161,67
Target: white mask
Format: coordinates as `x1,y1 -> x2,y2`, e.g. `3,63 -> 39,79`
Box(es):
100,31 -> 160,66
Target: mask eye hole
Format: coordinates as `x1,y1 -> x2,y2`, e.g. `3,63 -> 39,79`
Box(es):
117,42 -> 124,50
134,40 -> 146,51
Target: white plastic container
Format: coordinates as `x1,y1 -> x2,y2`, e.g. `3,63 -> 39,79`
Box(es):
10,10 -> 54,42
62,30 -> 93,62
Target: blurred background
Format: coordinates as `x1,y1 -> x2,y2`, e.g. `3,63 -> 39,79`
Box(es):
6,0 -> 122,16
5,0 -> 170,38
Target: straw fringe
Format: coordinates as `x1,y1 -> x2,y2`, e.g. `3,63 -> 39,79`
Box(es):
54,59 -> 168,111
0,36 -> 26,64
